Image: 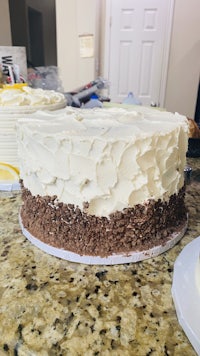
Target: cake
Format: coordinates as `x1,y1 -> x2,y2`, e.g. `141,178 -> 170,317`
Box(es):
0,86 -> 66,170
17,107 -> 189,262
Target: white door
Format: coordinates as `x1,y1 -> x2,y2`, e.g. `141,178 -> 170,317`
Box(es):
105,0 -> 174,106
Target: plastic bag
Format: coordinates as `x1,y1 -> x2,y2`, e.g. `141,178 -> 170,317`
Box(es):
27,66 -> 64,92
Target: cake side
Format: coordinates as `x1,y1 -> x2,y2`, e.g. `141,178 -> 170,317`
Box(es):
17,107 -> 188,217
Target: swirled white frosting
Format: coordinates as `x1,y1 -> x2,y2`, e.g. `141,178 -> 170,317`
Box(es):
0,87 -> 66,167
17,107 -> 188,217
0,86 -> 66,110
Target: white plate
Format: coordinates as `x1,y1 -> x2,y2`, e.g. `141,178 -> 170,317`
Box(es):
0,180 -> 21,192
19,212 -> 187,265
172,236 -> 200,355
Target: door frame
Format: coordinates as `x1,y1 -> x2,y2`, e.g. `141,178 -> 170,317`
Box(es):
102,0 -> 175,107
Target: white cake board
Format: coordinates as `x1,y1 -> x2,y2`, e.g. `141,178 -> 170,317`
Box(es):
0,180 -> 21,192
19,212 -> 188,265
172,236 -> 200,355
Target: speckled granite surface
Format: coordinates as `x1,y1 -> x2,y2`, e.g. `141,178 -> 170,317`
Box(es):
0,158 -> 199,356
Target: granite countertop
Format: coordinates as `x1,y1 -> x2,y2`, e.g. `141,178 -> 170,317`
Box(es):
0,158 -> 199,356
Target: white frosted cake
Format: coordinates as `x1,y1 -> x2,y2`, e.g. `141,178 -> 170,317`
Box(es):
17,107 -> 189,260
0,86 -> 66,170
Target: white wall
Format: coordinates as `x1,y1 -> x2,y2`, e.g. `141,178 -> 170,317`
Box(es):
164,0 -> 200,117
0,0 -> 12,45
56,0 -> 99,92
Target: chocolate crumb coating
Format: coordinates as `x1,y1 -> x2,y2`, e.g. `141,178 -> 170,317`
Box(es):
20,182 -> 187,257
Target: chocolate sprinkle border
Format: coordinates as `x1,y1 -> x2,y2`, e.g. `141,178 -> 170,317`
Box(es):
20,183 -> 187,257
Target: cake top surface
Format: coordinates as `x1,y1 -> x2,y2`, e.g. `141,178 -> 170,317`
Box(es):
18,106 -> 188,139
0,86 -> 66,110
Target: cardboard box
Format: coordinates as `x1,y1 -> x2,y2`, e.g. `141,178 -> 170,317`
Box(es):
0,46 -> 27,83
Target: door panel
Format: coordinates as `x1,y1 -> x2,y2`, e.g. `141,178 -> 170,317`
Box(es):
108,0 -> 173,106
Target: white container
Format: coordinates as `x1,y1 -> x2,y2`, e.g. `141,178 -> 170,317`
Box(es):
172,236 -> 200,355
